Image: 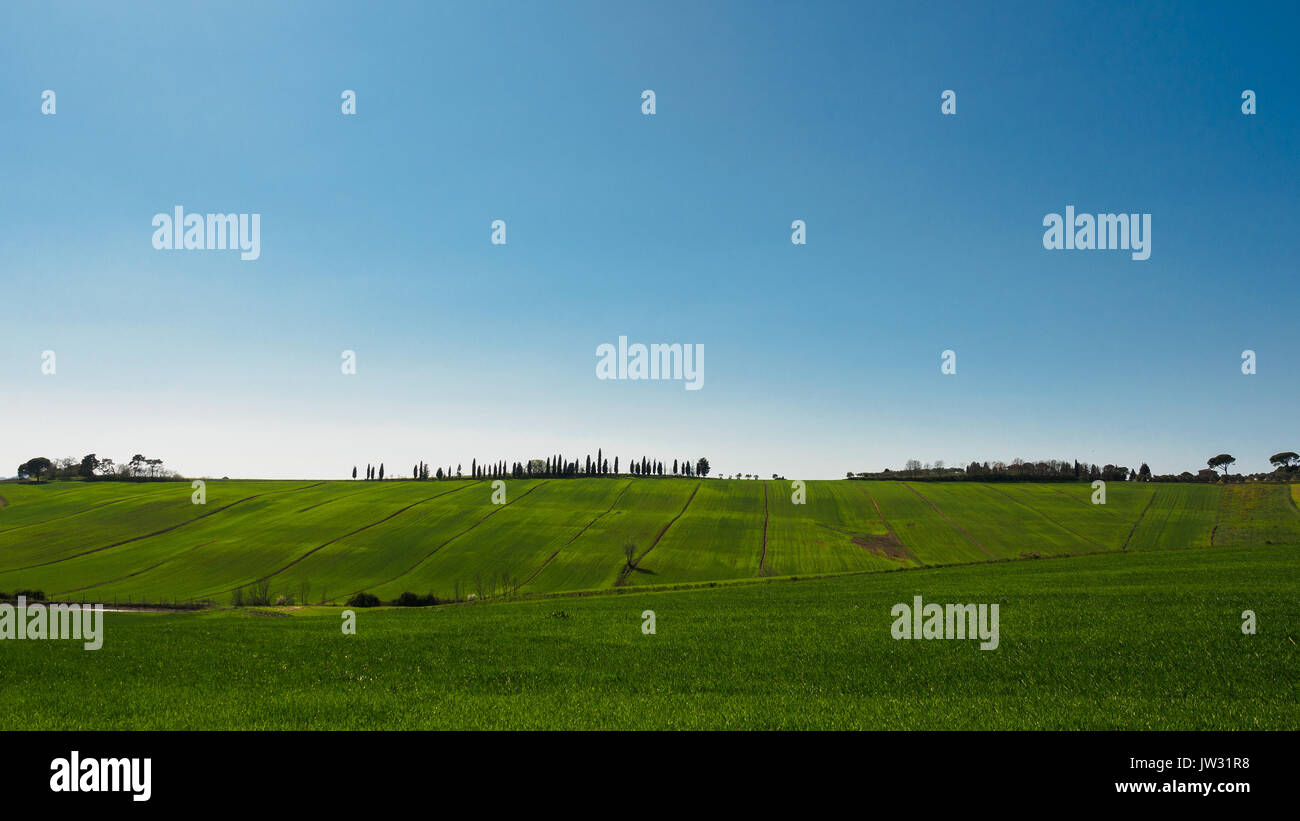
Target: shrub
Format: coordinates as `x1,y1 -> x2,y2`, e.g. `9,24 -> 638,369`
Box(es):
14,589 -> 46,601
392,592 -> 438,607
346,592 -> 381,608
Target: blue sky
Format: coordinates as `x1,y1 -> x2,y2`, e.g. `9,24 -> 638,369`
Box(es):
2,0 -> 1296,479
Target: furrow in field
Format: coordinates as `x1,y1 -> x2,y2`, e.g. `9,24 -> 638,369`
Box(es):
56,540 -> 218,595
354,481 -> 550,598
627,481 -> 769,586
632,482 -> 702,565
521,480 -> 700,593
764,481 -> 906,575
515,481 -> 633,592
1047,484 -> 1119,518
7,482 -> 325,572
295,482 -> 389,513
28,483 -> 407,600
861,487 -> 920,564
759,482 -> 770,571
901,483 -> 997,559
980,484 -> 1106,550
0,485 -> 181,535
1122,492 -> 1158,550
237,481 -> 483,591
1211,484 -> 1300,547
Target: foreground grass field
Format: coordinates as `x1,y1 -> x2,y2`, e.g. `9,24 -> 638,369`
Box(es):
1,478 -> 1297,603
1,544 -> 1295,730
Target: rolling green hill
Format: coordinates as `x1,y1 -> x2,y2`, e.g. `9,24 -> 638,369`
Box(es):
1,478 -> 1297,605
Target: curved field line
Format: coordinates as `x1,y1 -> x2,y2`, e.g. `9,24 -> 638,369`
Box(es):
1047,484 -> 1121,517
0,485 -> 182,535
631,480 -> 702,563
4,482 -> 325,572
758,482 -> 770,572
860,487 -> 920,564
900,482 -> 996,559
631,481 -> 701,565
979,484 -> 1106,550
295,482 -> 388,514
235,481 -> 485,593
344,480 -> 550,599
1122,491 -> 1158,550
56,539 -> 218,596
515,480 -> 634,592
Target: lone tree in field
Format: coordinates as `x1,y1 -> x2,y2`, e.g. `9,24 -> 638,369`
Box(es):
17,456 -> 53,481
1269,452 -> 1299,472
1207,453 -> 1236,478
352,466 -> 357,479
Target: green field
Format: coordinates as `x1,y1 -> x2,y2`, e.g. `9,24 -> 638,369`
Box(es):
2,478 -> 1297,604
0,544 -> 1294,730
1,477 -> 1296,730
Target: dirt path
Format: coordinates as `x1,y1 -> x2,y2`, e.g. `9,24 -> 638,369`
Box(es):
7,482 -> 326,572
515,481 -> 633,592
901,482 -> 997,559
758,482 -> 771,572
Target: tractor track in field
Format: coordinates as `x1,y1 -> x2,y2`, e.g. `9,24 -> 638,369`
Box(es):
339,480 -> 550,599
979,484 -> 1106,551
758,482 -> 771,572
234,480 -> 486,595
1047,484 -> 1123,517
859,487 -> 920,563
515,481 -> 634,592
295,482 -> 390,513
56,539 -> 219,595
1123,491 -> 1158,550
901,482 -> 997,559
0,485 -> 182,535
3,482 -> 326,573
630,482 -> 701,567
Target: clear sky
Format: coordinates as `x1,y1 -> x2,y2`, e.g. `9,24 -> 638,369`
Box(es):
2,0 -> 1296,479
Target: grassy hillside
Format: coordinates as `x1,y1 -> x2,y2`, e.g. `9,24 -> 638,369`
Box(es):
1,478 -> 1296,604
2,544 -> 1294,730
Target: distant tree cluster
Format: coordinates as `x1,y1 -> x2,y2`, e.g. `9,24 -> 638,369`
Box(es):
14,453 -> 177,482
352,453 -> 711,480
850,452 -> 1298,484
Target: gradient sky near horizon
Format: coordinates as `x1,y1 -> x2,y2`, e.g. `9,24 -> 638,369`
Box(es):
2,0 -> 1297,480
